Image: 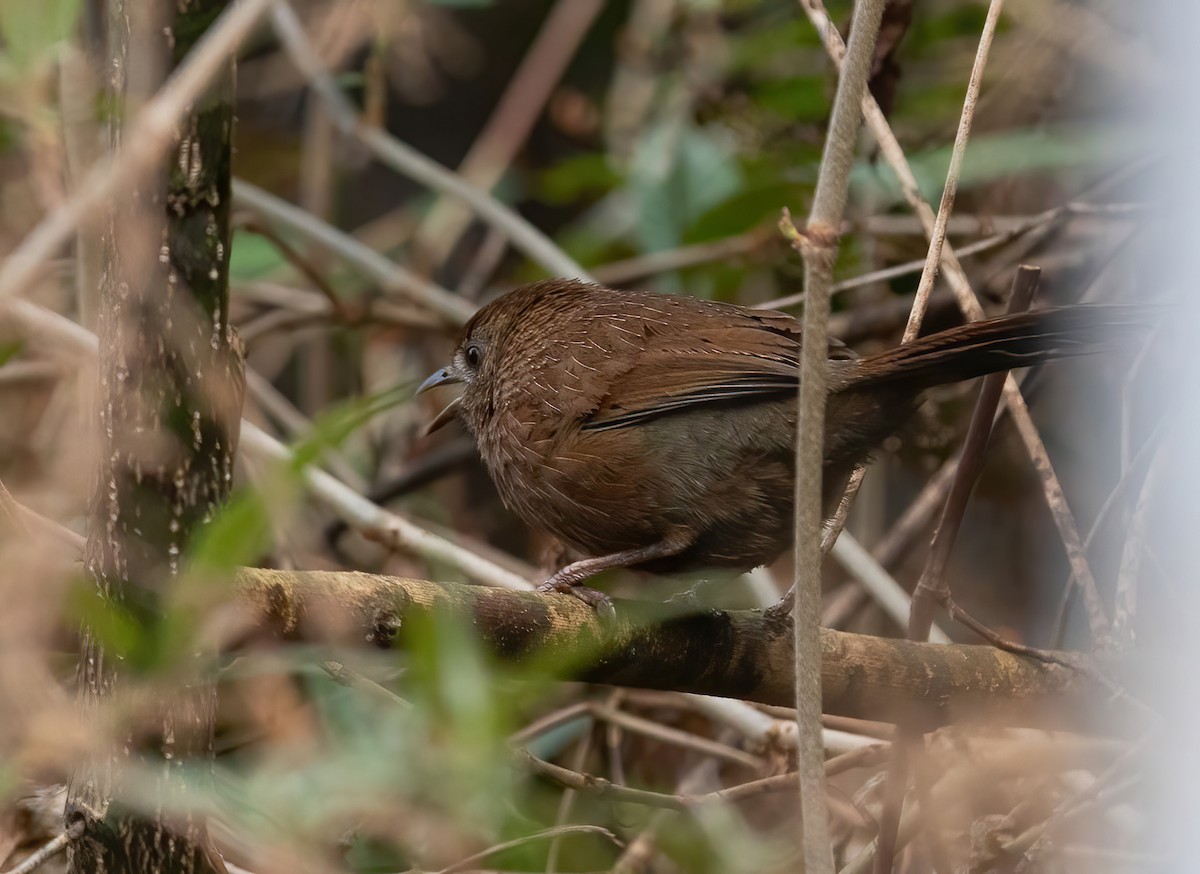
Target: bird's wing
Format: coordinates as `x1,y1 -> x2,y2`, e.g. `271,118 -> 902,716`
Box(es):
582,302 -> 855,432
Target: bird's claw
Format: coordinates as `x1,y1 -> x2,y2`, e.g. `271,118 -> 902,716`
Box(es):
536,579 -> 617,627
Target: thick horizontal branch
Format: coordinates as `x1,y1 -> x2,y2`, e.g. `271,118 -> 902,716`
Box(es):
234,568 -> 1130,732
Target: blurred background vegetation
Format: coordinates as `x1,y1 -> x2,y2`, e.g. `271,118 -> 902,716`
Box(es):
0,0 -> 1156,872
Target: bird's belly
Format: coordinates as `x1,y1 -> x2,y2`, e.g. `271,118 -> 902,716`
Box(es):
489,431 -> 671,560
487,405 -> 799,574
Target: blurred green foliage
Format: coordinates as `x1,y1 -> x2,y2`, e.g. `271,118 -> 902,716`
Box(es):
0,0 -> 1141,871
0,0 -> 81,74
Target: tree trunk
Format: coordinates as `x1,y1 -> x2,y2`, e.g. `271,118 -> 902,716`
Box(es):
65,1 -> 242,871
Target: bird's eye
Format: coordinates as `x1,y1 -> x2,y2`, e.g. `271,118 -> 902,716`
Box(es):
464,343 -> 483,368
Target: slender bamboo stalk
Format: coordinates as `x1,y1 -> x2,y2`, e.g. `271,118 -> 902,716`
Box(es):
787,0 -> 889,870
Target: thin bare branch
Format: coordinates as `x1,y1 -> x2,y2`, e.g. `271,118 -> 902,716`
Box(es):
829,533 -> 950,644
908,266 -> 1041,642
799,0 -> 1109,644
786,1 -> 889,868
269,0 -> 591,282
4,833 -> 68,874
430,824 -> 622,874
413,0 -> 604,266
1112,439 -> 1167,646
245,370 -> 367,492
0,296 -> 532,592
232,179 -> 473,325
902,0 -> 1005,342
239,423 -> 533,591
0,0 -> 273,304
865,6 -> 1008,870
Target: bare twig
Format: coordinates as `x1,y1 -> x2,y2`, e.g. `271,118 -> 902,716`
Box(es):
545,705 -> 600,874
1009,396 -> 1110,640
0,0 -> 273,304
868,268 -> 1035,874
866,6 -> 1008,871
509,702 -> 593,746
235,282 -> 442,342
909,266 -> 1041,642
319,660 -> 410,710
610,766 -> 714,874
592,704 -> 765,771
901,0 -> 1005,342
524,751 -> 800,811
0,480 -> 86,553
595,226 -> 775,287
821,464 -> 866,553
234,215 -> 351,322
1052,418 -> 1167,647
269,0 -> 591,282
239,422 -> 533,591
430,824 -> 621,874
232,179 -> 473,325
245,369 -> 367,492
413,0 -> 604,266
511,699 -> 763,772
800,0 -> 1110,645
829,533 -> 950,644
1112,439 -> 1167,646
889,459 -> 961,554
759,207 -> 1059,312
785,1 -> 889,870
3,833 -> 68,874
824,744 -> 889,778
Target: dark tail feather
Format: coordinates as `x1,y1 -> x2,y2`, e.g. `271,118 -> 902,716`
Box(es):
846,305 -> 1146,393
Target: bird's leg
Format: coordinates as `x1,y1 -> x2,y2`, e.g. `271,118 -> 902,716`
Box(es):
537,533 -> 694,622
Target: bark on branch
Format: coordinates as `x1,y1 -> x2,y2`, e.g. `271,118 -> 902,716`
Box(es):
234,568 -> 1131,733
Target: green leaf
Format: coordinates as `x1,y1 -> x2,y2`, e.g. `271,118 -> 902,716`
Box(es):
728,17 -> 820,74
686,181 -> 809,243
0,340 -> 23,367
69,583 -> 143,662
0,0 -> 83,71
229,230 -> 287,280
628,120 -> 744,259
752,76 -> 830,122
538,153 -> 622,205
188,489 -> 274,574
186,380 -> 409,577
287,381 -> 411,472
850,125 -> 1143,207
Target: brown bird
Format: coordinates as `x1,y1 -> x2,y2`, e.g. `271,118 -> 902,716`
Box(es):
420,279 -> 1129,611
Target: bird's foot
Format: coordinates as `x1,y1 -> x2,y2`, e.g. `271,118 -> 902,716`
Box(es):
536,578 -> 617,626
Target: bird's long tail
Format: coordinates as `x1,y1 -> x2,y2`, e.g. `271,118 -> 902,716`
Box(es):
846,305 -> 1146,392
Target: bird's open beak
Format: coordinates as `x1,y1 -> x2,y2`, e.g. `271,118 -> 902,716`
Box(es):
424,397 -> 461,434
418,366 -> 464,434
417,367 -> 462,395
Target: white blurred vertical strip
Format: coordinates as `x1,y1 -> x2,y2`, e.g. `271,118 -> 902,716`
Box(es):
1145,2 -> 1198,871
